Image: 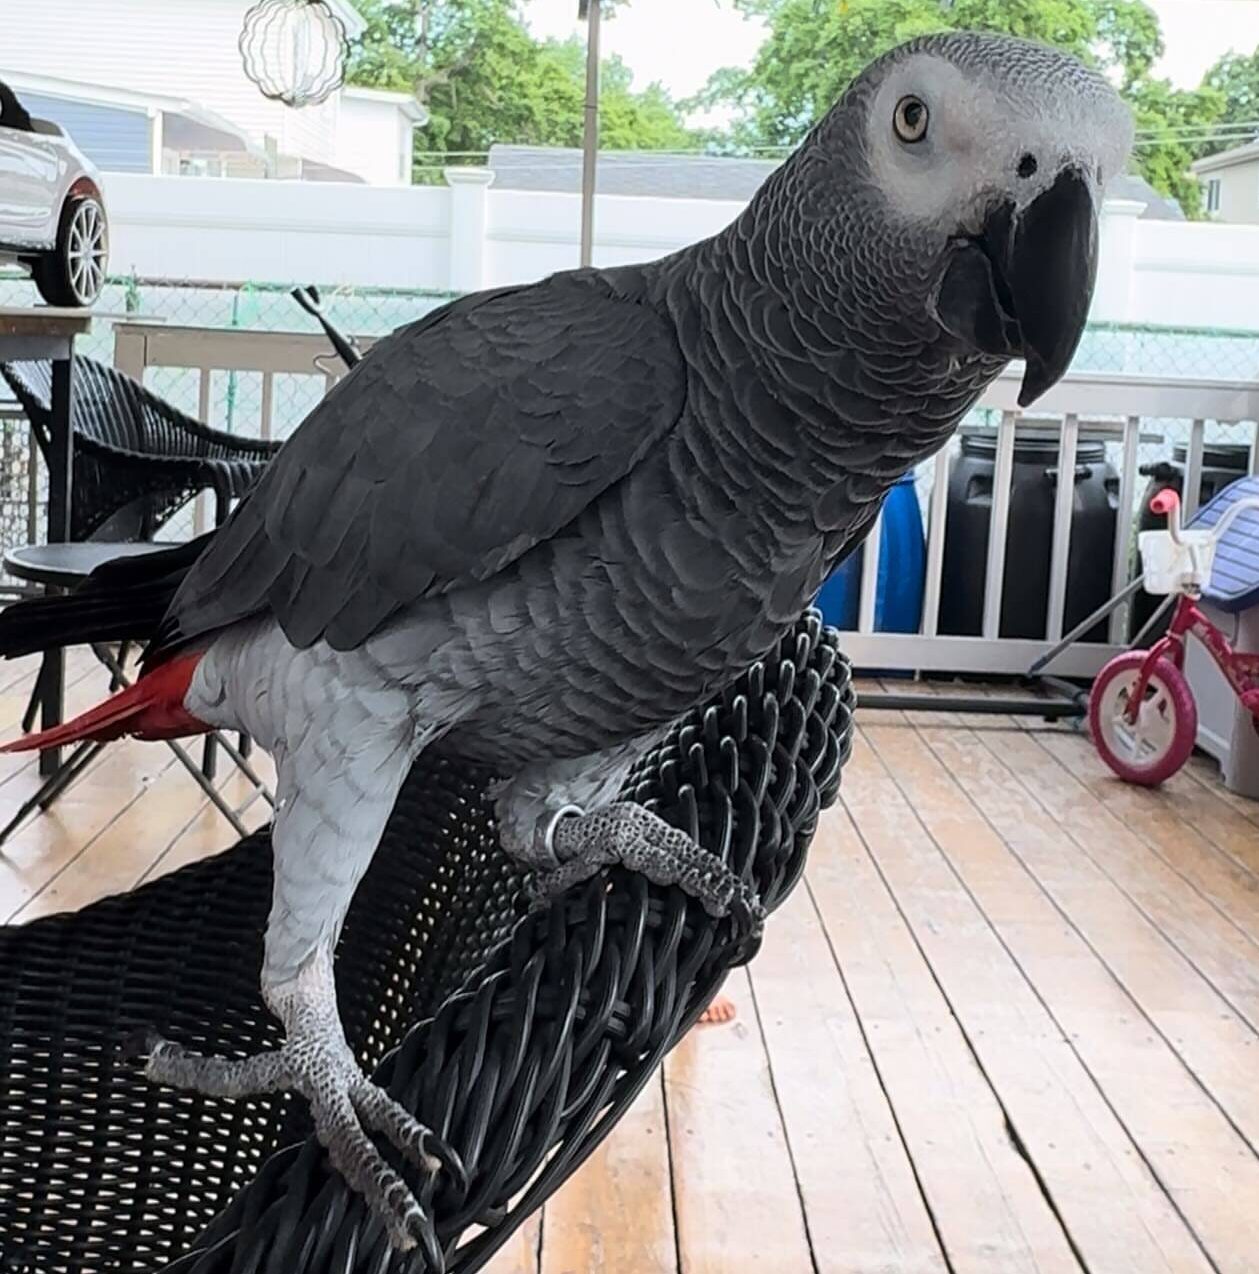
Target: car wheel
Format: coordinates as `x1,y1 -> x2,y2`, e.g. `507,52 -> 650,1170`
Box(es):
33,194 -> 108,307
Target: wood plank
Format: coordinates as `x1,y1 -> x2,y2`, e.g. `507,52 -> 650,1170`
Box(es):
1040,729 -> 1259,951
664,968 -> 813,1274
7,744 -> 265,922
1159,764 -> 1259,880
482,1209 -> 542,1274
1183,754 -> 1259,827
951,726 -> 1259,1063
837,739 -> 1206,1274
141,760 -> 275,886
750,879 -> 948,1274
0,651 -> 116,801
540,1076 -> 675,1274
0,738 -> 171,922
864,722 -> 1259,1269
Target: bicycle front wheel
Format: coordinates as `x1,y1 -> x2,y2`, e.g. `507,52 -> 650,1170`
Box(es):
1089,651 -> 1197,787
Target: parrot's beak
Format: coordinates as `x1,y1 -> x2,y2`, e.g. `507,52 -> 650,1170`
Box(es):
1003,167 -> 1099,407
935,167 -> 1099,408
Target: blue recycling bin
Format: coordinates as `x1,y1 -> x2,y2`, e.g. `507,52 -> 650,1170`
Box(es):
815,471 -> 926,632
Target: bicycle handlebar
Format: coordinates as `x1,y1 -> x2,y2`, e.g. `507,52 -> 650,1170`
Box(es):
1149,488 -> 1259,547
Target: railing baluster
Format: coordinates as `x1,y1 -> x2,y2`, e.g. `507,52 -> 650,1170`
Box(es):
1183,418 -> 1205,519
921,447 -> 952,638
195,368 -> 211,536
858,508 -> 883,634
1250,419 -> 1259,477
260,372 -> 274,442
1045,412 -> 1079,642
1109,415 -> 1141,644
982,411 -> 1017,641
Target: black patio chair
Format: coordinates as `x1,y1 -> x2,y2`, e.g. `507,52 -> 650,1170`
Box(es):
0,358 -> 280,840
0,357 -> 279,544
0,614 -> 853,1274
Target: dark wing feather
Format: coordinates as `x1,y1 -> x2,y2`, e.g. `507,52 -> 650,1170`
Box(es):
153,270 -> 686,655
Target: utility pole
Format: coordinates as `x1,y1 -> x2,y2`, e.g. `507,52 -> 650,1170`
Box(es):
578,0 -> 601,267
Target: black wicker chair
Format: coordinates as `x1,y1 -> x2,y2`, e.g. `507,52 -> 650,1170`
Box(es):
0,358 -> 279,542
0,358 -> 280,833
0,615 -> 853,1274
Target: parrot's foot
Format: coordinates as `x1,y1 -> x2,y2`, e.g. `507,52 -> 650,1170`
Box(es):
131,954 -> 465,1258
528,800 -> 765,936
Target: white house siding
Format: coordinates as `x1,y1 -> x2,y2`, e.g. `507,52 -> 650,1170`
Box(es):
336,94 -> 409,186
1210,162 -> 1259,226
1,0 -> 339,164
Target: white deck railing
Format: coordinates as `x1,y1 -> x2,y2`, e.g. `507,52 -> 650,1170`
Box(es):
113,323 -> 380,440
114,322 -> 1259,678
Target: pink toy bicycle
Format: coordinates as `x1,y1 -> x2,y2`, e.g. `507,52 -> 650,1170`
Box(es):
1089,487 -> 1259,786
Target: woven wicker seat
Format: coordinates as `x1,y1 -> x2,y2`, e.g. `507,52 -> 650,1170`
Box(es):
0,358 -> 279,541
0,615 -> 853,1274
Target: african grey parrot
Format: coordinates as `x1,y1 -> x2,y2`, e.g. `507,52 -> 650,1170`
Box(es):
0,32 -> 1132,1253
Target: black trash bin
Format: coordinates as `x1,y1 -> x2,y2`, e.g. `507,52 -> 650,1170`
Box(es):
940,427 -> 1119,642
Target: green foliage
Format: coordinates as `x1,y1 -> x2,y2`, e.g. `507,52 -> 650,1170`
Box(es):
695,0 -> 1221,217
347,0 -> 694,180
347,0 -> 1253,218
1204,48 -> 1259,132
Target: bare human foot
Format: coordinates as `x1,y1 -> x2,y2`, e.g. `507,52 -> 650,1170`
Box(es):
697,994 -> 736,1025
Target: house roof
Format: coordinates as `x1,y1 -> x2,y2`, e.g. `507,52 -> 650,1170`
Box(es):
488,146 -> 1184,216
1191,138 -> 1259,176
342,84 -> 428,125
1108,172 -> 1185,220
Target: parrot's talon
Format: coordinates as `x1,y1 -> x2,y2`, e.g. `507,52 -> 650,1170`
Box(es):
136,954 -> 463,1256
528,801 -> 764,938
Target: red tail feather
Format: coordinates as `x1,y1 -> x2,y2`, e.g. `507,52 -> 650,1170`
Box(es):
0,653 -> 209,754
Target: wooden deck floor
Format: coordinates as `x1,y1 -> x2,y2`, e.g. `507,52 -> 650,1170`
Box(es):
2,659 -> 1258,1273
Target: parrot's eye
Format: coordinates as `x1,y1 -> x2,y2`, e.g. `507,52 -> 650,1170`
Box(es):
893,96 -> 929,144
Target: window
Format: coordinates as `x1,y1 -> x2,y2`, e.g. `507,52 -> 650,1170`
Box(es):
0,80 -> 34,132
1206,177 -> 1221,214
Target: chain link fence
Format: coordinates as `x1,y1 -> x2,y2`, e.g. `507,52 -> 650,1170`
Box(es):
0,271 -> 456,557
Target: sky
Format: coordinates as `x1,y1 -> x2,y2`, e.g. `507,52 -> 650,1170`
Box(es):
524,0 -> 1259,103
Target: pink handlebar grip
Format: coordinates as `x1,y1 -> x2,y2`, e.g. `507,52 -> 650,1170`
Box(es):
1150,489 -> 1180,517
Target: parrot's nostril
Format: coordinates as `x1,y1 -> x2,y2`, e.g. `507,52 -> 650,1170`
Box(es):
1017,153 -> 1039,179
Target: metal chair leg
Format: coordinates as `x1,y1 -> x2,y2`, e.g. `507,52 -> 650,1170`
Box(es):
0,741 -> 103,846
109,640 -> 132,691
164,739 -> 250,839
21,657 -> 49,734
201,734 -> 218,781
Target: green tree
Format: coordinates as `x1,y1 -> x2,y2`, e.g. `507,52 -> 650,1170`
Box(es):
694,0 -> 1216,215
347,0 -> 694,180
1129,78 -> 1224,216
1204,48 -> 1259,137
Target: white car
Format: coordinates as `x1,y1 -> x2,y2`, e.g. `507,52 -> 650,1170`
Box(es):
0,80 -> 108,307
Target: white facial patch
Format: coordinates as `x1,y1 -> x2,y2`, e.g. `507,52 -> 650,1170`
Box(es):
863,49 -> 1134,234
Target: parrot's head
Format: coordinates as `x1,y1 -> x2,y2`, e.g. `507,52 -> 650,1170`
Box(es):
796,31 -> 1134,408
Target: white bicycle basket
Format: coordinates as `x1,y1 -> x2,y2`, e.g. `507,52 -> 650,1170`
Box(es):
1138,528 -> 1217,596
